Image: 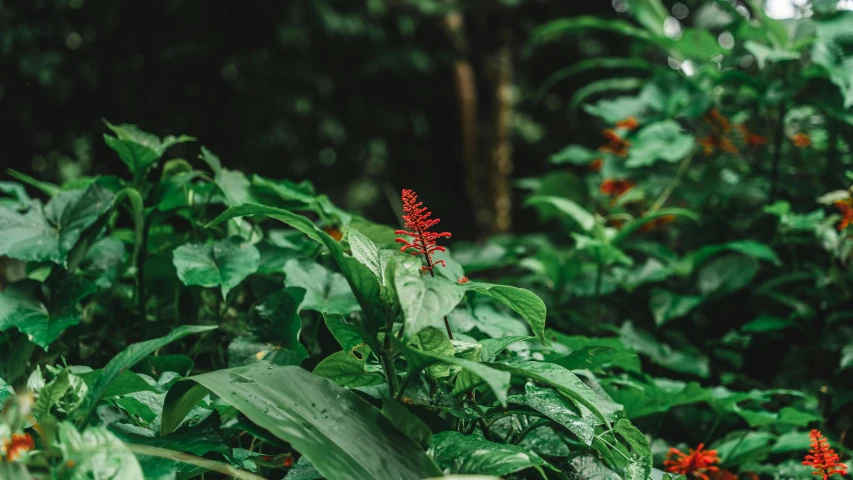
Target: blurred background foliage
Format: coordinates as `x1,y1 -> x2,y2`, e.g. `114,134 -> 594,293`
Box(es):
0,0 -> 626,238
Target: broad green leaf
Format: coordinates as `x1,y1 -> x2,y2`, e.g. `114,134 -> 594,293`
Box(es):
75,325 -> 216,422
463,282 -> 547,345
57,422 -> 144,480
507,384 -> 595,445
570,78 -> 646,109
813,12 -> 853,108
408,327 -> 455,379
398,339 -> 511,405
712,431 -> 774,466
742,315 -> 793,333
324,313 -> 374,356
492,361 -> 609,426
744,40 -> 800,69
697,255 -> 759,296
547,331 -> 641,372
537,58 -> 653,102
394,271 -> 465,337
201,147 -> 261,207
554,346 -> 638,371
677,240 -> 780,274
619,321 -> 709,378
649,288 -> 703,327
33,368 -> 71,419
525,195 -> 596,231
625,121 -> 694,167
104,122 -> 193,176
480,336 -> 533,362
381,396 -> 432,449
228,337 -> 307,368
0,377 -> 13,407
206,204 -> 383,329
313,351 -> 385,388
0,274 -> 97,349
173,237 -> 260,298
0,184 -> 113,265
675,28 -> 726,60
255,287 -> 308,362
162,363 -> 443,480
284,258 -> 361,315
431,431 -> 552,476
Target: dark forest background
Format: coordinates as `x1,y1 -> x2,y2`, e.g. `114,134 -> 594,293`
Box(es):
0,0 -> 633,239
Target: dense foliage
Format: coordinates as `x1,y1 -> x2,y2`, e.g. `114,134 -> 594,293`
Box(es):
3,1 -> 853,479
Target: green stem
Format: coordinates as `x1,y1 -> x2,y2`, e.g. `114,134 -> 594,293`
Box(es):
423,254 -> 454,339
649,148 -> 695,213
511,418 -> 551,445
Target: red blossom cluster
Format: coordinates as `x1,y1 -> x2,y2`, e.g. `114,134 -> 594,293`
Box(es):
803,429 -> 847,479
664,443 -> 721,480
2,433 -> 34,461
395,189 -> 451,272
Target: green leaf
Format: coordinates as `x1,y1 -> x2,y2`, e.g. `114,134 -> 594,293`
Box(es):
615,418 -> 652,479
463,282 -> 548,346
480,336 -> 533,362
507,384 -> 595,445
431,431 -> 552,476
549,145 -> 599,166
742,315 -> 794,333
625,0 -> 668,36
619,321 -> 709,378
75,325 -> 216,422
162,363 -> 443,479
395,271 -> 465,337
525,195 -> 596,231
625,121 -> 694,167
173,237 -> 260,298
313,351 -> 385,388
537,58 -> 653,102
104,121 -> 193,176
570,78 -> 646,110
381,396 -> 432,449
206,204 -> 383,330
528,16 -> 653,50
408,327 -> 455,380
813,12 -> 853,108
398,339 -> 511,405
0,184 -> 113,266
649,288 -> 703,327
33,368 -> 71,419
554,346 -> 638,372
58,422 -> 144,479
675,28 -> 726,60
697,255 -> 759,296
201,147 -> 261,207
284,258 -> 361,315
677,240 -> 780,274
492,361 -> 609,426
255,287 -> 308,361
0,273 -> 97,349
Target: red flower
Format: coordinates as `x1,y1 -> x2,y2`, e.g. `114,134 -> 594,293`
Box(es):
588,158 -> 604,172
3,433 -> 35,461
737,124 -> 767,148
705,108 -> 732,133
599,129 -> 631,157
395,189 -> 451,272
792,132 -> 811,148
323,226 -> 343,242
457,276 -> 469,284
664,443 -> 721,480
283,457 -> 293,468
803,429 -> 847,479
834,199 -> 853,231
600,179 -> 636,198
615,116 -> 639,131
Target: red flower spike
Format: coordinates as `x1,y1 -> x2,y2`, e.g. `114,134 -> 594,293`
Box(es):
3,433 -> 35,461
803,429 -> 848,479
588,158 -> 604,172
705,108 -> 732,134
395,189 -> 451,272
792,132 -> 811,148
664,443 -> 721,480
615,116 -> 639,131
458,276 -> 469,284
834,199 -> 853,231
600,179 -> 636,198
639,214 -> 677,233
599,129 -> 631,157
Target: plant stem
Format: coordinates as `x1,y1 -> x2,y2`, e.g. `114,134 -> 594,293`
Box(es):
511,418 -> 551,445
381,315 -> 399,397
649,148 -> 695,213
423,253 -> 454,339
